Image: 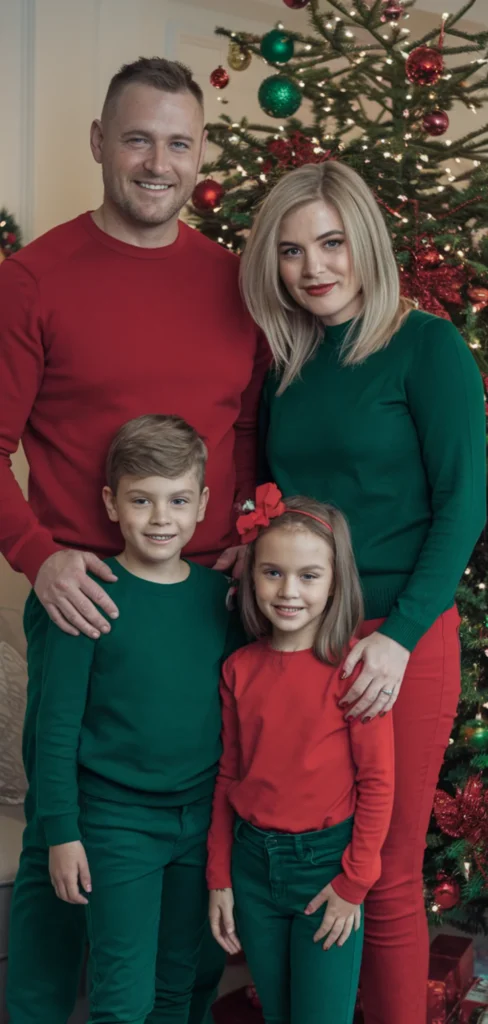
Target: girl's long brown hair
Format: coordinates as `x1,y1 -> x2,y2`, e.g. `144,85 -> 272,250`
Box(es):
239,495 -> 363,665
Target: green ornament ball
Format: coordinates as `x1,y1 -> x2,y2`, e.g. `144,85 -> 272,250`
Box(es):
258,75 -> 302,118
460,720 -> 488,751
260,29 -> 295,64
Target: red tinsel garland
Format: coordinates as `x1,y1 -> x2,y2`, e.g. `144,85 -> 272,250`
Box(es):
400,261 -> 468,319
376,194 -> 479,317
433,776 -> 488,880
261,131 -> 333,173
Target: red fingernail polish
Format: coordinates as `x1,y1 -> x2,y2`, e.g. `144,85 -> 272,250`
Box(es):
362,717 -> 371,724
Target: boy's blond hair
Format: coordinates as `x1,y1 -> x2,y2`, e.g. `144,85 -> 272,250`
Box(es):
239,495 -> 363,665
106,414 -> 207,492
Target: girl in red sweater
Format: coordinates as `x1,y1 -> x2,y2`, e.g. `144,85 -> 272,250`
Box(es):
207,484 -> 394,1024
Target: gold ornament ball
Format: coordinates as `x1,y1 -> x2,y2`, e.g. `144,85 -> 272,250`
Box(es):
228,41 -> 252,72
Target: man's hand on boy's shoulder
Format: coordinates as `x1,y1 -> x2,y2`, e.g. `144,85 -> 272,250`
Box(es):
35,549 -> 120,639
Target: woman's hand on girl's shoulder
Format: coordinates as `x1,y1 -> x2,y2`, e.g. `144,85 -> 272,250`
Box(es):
339,631 -> 410,721
209,888 -> 242,955
305,883 -> 361,950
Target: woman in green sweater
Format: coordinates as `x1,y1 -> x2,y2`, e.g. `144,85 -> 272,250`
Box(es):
240,161 -> 486,1024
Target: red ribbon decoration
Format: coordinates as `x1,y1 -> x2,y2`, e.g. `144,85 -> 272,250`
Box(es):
236,483 -> 286,544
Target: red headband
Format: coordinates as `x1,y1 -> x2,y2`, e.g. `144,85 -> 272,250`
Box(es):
236,483 -> 333,545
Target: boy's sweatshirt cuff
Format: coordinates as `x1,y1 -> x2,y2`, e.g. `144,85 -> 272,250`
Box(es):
41,813 -> 81,847
330,872 -> 369,906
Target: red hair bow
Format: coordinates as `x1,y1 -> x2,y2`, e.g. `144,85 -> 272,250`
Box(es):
236,483 -> 286,544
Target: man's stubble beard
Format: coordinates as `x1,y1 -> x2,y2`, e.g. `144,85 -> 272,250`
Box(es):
107,178 -> 196,229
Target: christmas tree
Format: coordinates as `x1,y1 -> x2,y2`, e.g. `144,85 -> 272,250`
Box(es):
191,0 -> 488,933
0,208 -> 22,259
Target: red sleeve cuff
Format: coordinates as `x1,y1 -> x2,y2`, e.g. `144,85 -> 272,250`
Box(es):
8,530 -> 64,585
206,863 -> 232,890
330,872 -> 369,906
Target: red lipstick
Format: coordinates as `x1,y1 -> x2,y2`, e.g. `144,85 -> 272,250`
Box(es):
305,283 -> 336,296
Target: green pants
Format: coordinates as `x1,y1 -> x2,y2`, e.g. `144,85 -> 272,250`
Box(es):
79,792 -> 211,1024
7,591 -> 225,1024
231,816 -> 364,1024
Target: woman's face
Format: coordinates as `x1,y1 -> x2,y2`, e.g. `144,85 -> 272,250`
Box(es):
278,199 -> 362,326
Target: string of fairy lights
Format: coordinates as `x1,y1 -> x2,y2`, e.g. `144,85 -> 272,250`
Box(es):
199,0 -> 487,258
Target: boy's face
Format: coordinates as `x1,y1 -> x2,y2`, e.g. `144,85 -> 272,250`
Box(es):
103,470 -> 208,566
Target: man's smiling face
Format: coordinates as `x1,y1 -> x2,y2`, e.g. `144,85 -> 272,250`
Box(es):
91,82 -> 206,231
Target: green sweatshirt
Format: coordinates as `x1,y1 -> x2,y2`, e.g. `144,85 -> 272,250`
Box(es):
260,310 -> 486,651
37,558 -> 244,847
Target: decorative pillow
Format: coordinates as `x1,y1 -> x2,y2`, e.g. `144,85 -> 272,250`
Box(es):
0,641 -> 27,804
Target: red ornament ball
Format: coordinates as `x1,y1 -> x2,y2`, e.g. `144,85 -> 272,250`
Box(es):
422,109 -> 449,136
433,877 -> 460,910
282,0 -> 310,7
406,46 -> 444,87
6,232 -> 16,244
210,66 -> 229,89
381,1 -> 404,22
415,246 -> 442,269
192,179 -> 224,211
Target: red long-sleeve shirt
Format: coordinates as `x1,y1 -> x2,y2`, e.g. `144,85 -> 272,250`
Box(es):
0,214 -> 269,583
207,640 -> 395,905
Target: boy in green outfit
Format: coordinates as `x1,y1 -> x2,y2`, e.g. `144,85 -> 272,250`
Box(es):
34,413 -> 243,1024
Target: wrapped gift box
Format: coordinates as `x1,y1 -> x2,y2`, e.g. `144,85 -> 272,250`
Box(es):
430,934 -> 474,998
428,955 -> 458,1023
459,978 -> 488,1022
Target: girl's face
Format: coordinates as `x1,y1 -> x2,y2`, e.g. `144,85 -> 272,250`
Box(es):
253,525 -> 334,651
278,199 -> 362,326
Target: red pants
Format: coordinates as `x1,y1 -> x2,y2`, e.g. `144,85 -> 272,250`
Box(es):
358,607 -> 461,1024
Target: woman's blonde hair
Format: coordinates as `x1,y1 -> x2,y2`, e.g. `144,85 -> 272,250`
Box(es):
240,161 -> 413,392
239,495 -> 363,665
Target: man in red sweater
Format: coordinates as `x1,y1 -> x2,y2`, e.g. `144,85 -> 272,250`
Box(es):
0,57 -> 267,1024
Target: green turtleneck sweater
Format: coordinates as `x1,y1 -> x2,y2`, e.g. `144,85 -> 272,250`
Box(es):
36,558 -> 245,847
260,310 -> 486,651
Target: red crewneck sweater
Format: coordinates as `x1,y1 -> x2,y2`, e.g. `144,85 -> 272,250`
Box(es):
0,215 -> 269,582
207,640 -> 395,905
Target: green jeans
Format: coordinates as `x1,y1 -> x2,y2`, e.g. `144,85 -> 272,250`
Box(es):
79,792 -> 211,1024
232,816 -> 364,1024
7,590 -> 224,1024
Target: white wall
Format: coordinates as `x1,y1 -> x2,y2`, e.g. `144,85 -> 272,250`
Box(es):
0,0 -> 486,615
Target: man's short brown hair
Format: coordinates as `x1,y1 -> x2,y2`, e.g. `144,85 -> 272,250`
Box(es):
106,414 -> 207,493
101,56 -> 204,123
